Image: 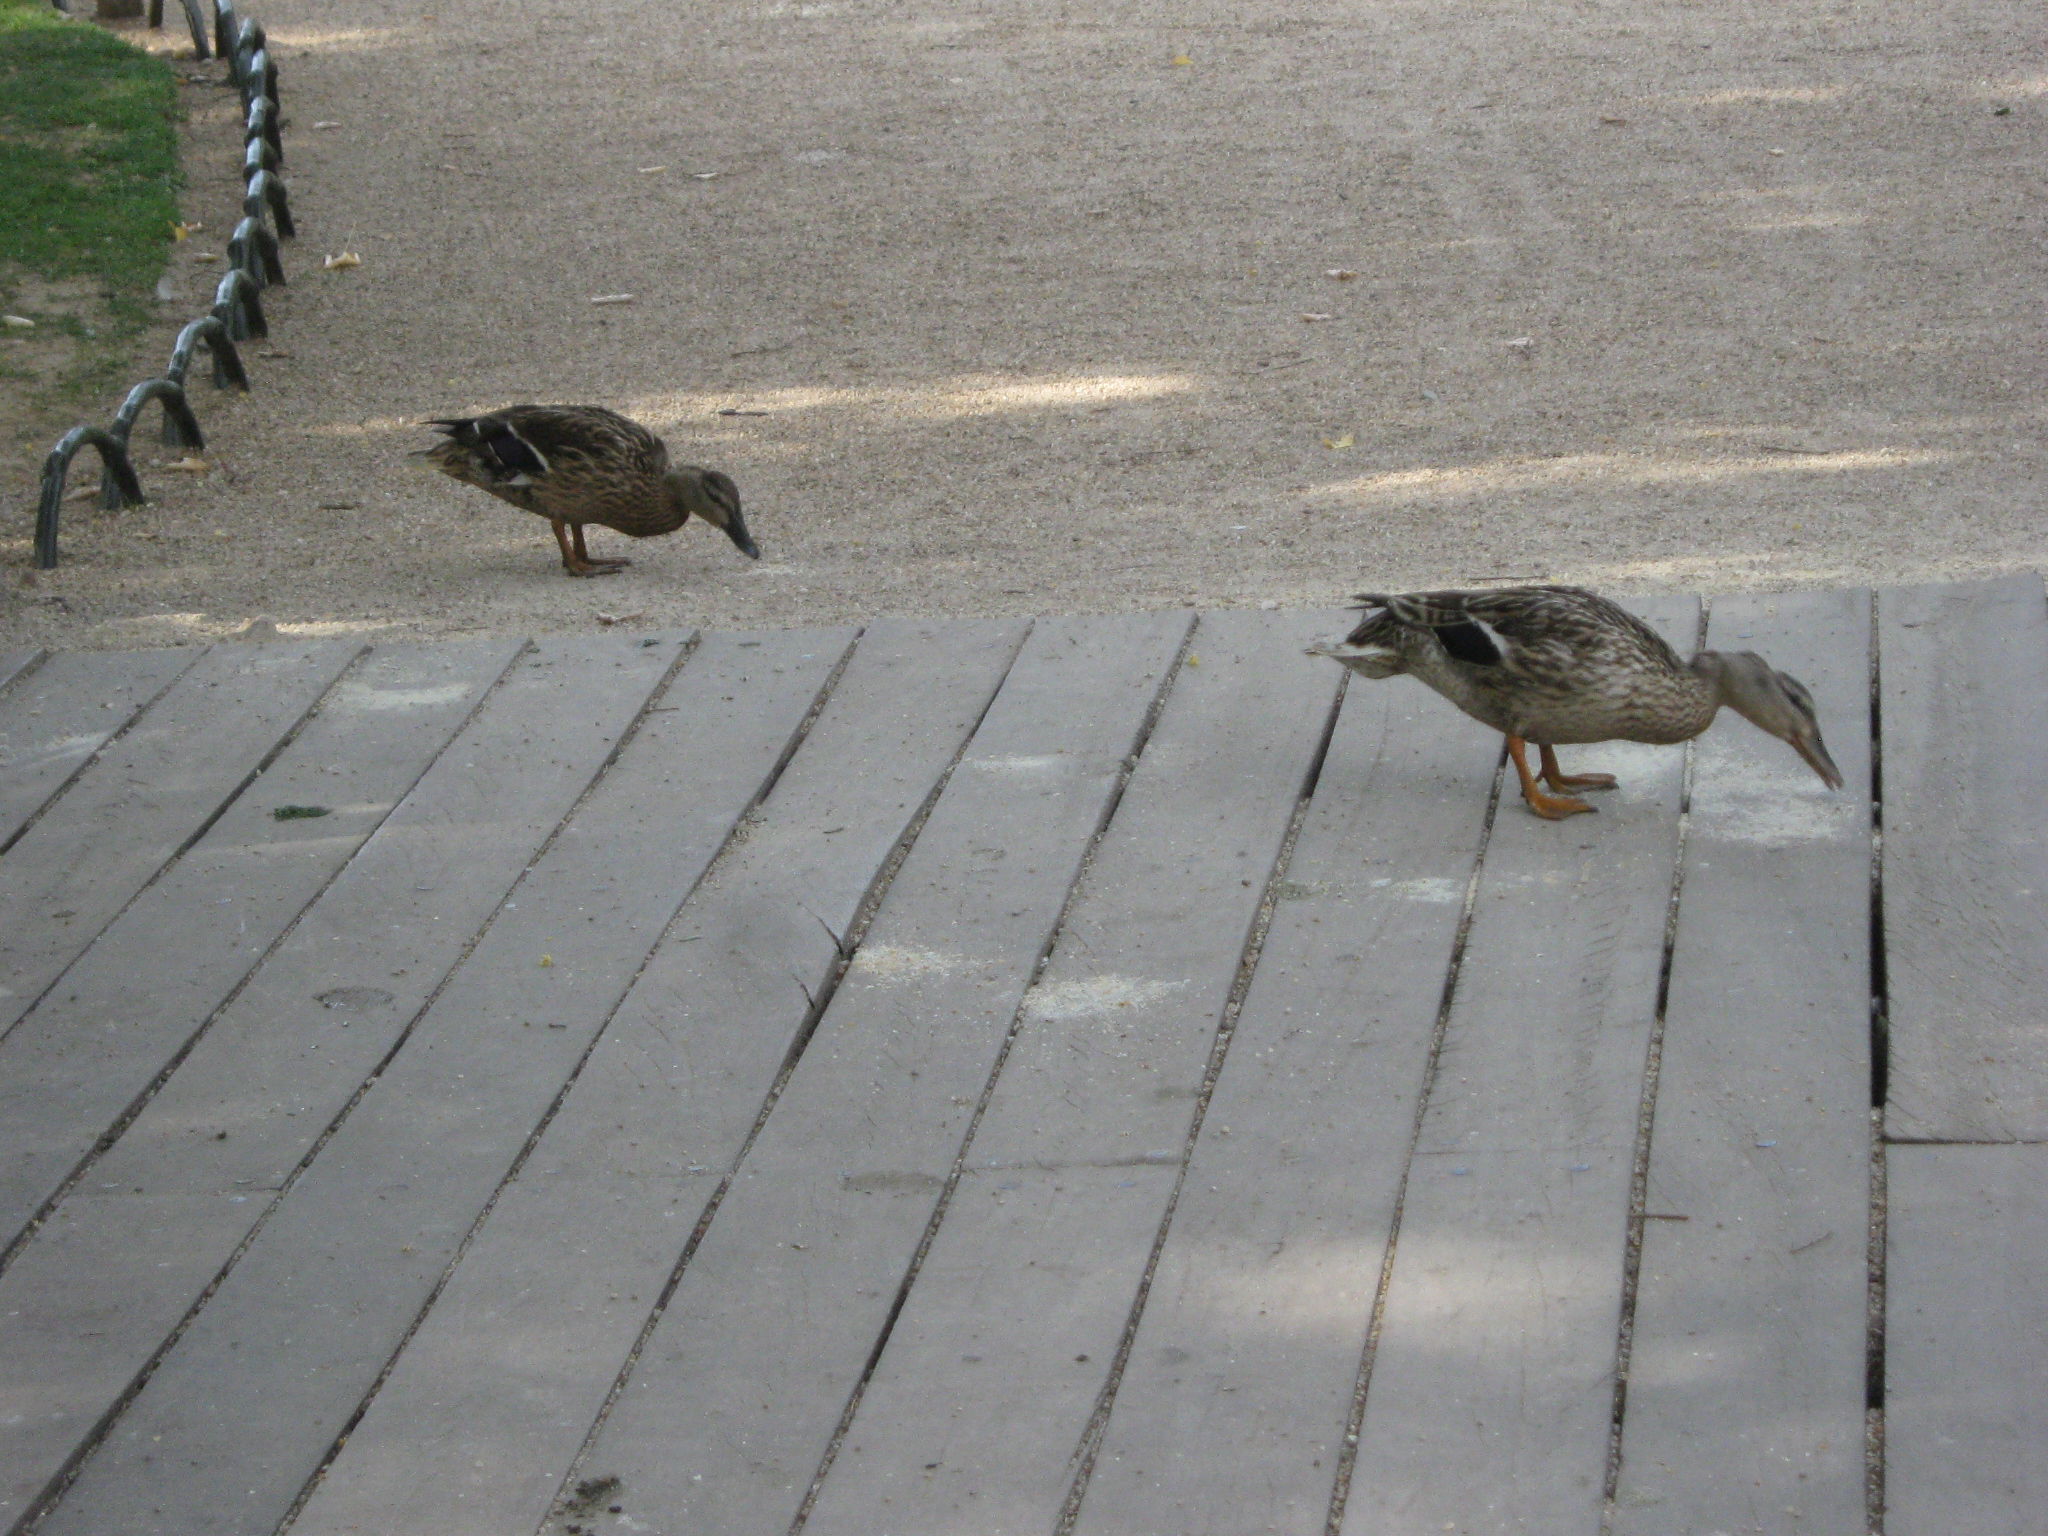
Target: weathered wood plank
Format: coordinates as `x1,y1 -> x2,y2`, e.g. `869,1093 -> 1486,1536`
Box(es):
29,629 -> 851,1536
0,651 -> 40,696
0,648 -> 196,849
0,633 -> 685,1535
1880,576 -> 2048,1141
284,606 -> 1187,1536
28,618 -> 1019,1536
1069,663 -> 1503,1535
1611,589 -> 1874,1534
831,1161 -> 1185,1525
0,639 -> 361,1039
1887,1144 -> 2048,1536
796,609 -> 1344,1536
1337,597 -> 1695,1536
0,638 -> 524,1246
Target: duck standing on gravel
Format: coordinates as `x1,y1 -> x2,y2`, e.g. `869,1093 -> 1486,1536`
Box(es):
1309,584 -> 1843,819
420,404 -> 758,577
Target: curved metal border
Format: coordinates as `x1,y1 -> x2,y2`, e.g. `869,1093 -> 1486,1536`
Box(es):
33,0 -> 298,571
146,0 -> 212,59
111,377 -> 205,456
166,314 -> 251,392
36,430 -> 145,570
227,214 -> 284,287
242,167 -> 296,240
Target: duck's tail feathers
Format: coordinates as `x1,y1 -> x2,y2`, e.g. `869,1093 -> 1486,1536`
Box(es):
418,416 -> 547,482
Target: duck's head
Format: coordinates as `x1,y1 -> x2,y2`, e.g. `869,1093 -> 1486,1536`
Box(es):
668,467 -> 759,559
1698,650 -> 1843,789
1305,632 -> 1404,679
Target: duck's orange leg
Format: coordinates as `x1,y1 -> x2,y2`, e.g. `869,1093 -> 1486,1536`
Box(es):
551,518 -> 628,577
569,523 -> 631,572
1507,736 -> 1596,819
1537,743 -> 1618,793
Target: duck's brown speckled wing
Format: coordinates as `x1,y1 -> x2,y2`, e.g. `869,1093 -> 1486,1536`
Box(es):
1352,585 -> 1683,677
486,405 -> 671,481
422,405 -> 681,534
1337,585 -> 1700,743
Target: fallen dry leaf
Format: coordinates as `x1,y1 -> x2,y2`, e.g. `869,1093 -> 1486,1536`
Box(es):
164,456 -> 211,473
1300,311 -> 1335,322
1323,432 -> 1356,450
1171,53 -> 1193,66
594,611 -> 646,627
1324,268 -> 1357,280
322,251 -> 362,270
3,314 -> 33,330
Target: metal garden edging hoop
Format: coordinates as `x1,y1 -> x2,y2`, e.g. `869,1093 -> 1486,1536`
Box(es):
33,0 -> 295,569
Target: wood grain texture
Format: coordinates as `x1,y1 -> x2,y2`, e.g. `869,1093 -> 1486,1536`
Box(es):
278,614 -> 1050,1536
0,638 -> 523,1245
0,651 -> 40,696
0,592 -> 2007,1536
1612,589 -> 1874,1535
0,633 -> 684,1536
797,609 -> 1344,1536
1338,597 -> 1695,1536
1070,666 -> 1503,1536
26,631 -> 849,1536
1887,1144 -> 2048,1536
0,647 -> 195,848
0,639 -> 361,1040
1881,576 -> 2048,1140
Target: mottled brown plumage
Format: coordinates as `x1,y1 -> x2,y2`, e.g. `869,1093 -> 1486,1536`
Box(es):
1310,585 -> 1842,819
421,405 -> 758,577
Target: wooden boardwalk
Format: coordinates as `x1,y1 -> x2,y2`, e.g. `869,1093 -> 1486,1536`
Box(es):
0,578 -> 2041,1536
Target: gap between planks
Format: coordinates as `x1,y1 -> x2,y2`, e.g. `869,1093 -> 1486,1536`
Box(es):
270,627 -> 862,1536
542,617 -> 1043,1531
1054,665 -> 1348,1533
785,614 -> 1199,1536
0,638 -> 531,1273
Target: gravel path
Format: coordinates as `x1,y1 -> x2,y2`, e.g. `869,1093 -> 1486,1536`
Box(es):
4,0 -> 2042,648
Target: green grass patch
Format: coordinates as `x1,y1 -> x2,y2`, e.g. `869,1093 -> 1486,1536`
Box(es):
0,0 -> 185,447
0,0 -> 182,295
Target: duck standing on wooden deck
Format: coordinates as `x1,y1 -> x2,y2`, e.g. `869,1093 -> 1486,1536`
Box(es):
420,405 -> 759,577
1308,585 -> 1843,819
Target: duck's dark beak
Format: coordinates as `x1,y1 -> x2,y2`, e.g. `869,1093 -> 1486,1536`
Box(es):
1793,726 -> 1844,790
723,508 -> 760,560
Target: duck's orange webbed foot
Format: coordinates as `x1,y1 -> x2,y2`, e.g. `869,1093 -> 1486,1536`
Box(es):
1508,737 -> 1597,819
553,519 -> 633,577
1537,743 -> 1618,793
